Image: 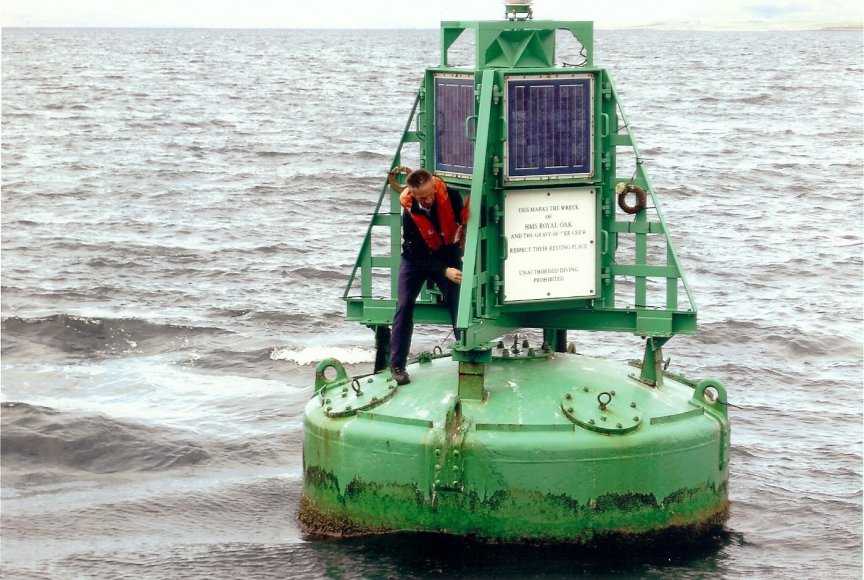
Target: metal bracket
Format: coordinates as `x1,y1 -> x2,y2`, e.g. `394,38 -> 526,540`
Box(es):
491,155 -> 503,176
492,84 -> 503,105
601,81 -> 613,100
433,400 -> 468,494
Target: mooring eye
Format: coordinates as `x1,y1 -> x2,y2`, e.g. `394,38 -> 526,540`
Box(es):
323,365 -> 338,382
597,391 -> 613,409
703,386 -> 718,403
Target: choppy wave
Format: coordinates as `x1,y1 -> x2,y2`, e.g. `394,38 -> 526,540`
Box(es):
0,402 -> 210,474
1,314 -> 230,359
0,401 -> 304,481
693,319 -> 862,359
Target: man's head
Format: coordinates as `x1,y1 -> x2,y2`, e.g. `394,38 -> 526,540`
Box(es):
407,169 -> 435,209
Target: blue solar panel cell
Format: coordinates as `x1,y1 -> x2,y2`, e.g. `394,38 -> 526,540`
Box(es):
506,75 -> 594,179
434,76 -> 475,175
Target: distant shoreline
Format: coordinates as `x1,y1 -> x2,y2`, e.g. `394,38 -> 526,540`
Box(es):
1,24 -> 862,32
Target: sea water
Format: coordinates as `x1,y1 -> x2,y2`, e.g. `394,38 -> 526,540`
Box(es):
2,27 -> 862,578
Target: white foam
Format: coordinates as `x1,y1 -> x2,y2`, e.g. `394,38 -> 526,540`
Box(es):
269,345 -> 375,366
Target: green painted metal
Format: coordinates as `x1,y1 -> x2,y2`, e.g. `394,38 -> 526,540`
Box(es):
302,354 -> 729,541
305,15 -> 731,543
441,21 -> 594,68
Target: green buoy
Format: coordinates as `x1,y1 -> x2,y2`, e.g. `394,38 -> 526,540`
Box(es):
301,5 -> 730,544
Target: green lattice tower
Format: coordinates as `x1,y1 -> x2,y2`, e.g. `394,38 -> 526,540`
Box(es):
343,19 -> 696,390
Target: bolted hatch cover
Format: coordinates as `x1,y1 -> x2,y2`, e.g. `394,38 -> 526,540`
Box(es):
315,359 -> 398,418
561,385 -> 643,435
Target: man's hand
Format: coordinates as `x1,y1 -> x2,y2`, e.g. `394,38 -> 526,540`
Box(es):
445,267 -> 463,284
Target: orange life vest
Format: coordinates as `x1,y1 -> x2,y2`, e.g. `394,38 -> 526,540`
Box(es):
400,176 -> 468,251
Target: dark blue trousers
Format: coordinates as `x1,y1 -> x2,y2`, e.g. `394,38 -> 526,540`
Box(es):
390,258 -> 461,370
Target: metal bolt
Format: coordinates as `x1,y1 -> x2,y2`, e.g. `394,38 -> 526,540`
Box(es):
452,481 -> 460,487
589,419 -> 595,425
453,450 -> 460,457
583,386 -> 589,392
342,392 -> 348,398
617,422 -> 623,428
601,416 -> 607,421
567,407 -> 574,413
326,406 -> 332,412
367,378 -> 373,383
452,465 -> 459,472
633,416 -> 639,422
630,402 -> 637,408
434,464 -> 440,470
325,399 -> 331,404
565,393 -> 572,400
435,449 -> 441,456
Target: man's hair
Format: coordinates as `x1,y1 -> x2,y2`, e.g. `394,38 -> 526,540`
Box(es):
407,168 -> 433,189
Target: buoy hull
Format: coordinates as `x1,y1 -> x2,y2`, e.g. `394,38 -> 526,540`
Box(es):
301,354 -> 729,543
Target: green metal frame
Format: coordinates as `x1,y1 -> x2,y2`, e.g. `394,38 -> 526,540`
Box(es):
440,20 -> 594,68
343,20 -> 697,370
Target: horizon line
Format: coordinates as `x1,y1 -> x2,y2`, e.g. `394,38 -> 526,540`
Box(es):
2,23 -> 862,32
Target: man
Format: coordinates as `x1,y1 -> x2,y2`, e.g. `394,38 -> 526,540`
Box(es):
390,169 -> 467,385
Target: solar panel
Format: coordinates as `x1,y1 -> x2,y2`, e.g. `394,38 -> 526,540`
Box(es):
505,74 -> 594,180
434,74 -> 475,176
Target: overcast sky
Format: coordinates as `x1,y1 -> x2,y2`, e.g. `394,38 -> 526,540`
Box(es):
2,0 -> 862,29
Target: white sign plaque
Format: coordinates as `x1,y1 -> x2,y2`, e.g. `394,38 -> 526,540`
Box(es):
504,188 -> 597,302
